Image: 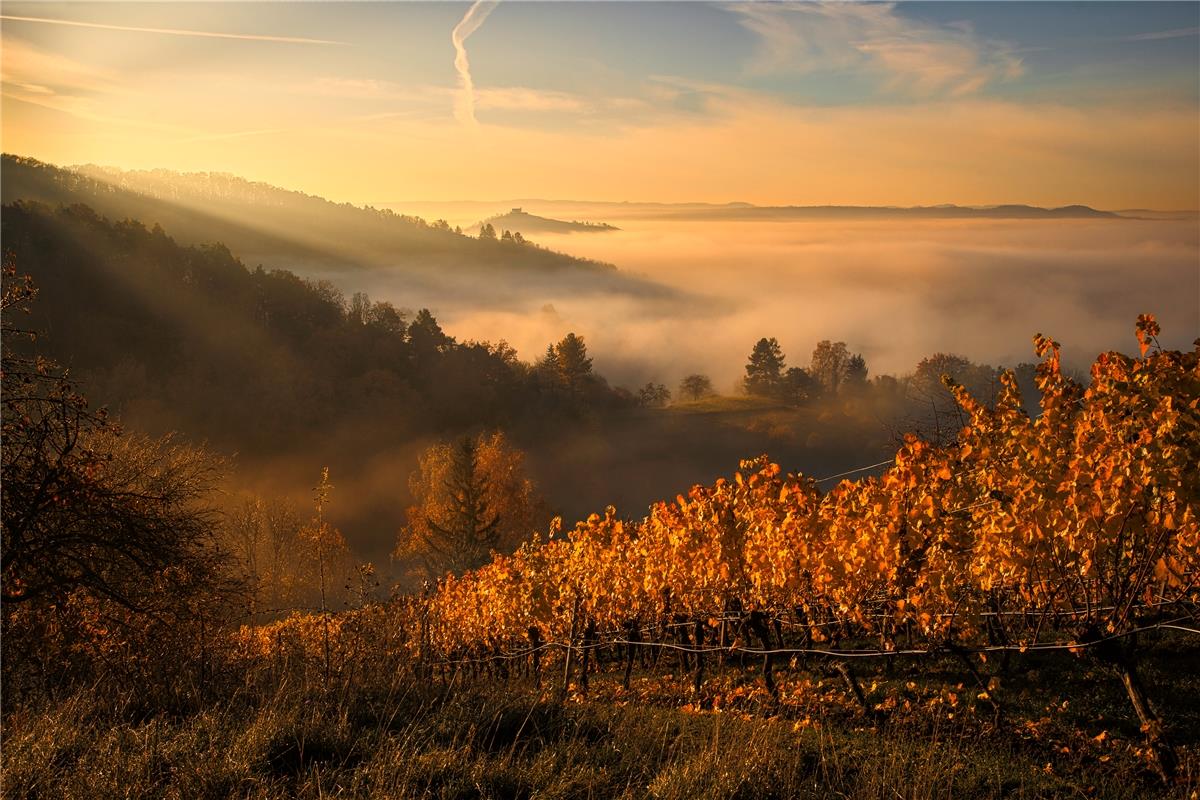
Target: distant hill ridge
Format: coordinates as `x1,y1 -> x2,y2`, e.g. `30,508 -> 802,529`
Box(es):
0,199 -> 636,466
73,162 -> 380,210
469,208 -> 619,236
0,154 -> 616,274
382,198 -> 1125,223
704,203 -> 1122,220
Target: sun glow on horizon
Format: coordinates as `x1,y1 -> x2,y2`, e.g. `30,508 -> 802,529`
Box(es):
2,2 -> 1198,209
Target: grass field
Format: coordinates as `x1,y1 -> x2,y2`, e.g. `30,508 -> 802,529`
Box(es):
4,637 -> 1196,799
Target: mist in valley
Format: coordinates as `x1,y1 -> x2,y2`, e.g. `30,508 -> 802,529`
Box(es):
5,157 -> 1197,585
277,210 -> 1198,578
353,210 -> 1200,390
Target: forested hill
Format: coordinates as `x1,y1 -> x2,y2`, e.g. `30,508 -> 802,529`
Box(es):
469,208 -> 619,236
0,201 -> 630,458
0,155 -> 616,274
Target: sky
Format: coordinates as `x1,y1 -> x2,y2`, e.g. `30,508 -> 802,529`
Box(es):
2,1 -> 1198,208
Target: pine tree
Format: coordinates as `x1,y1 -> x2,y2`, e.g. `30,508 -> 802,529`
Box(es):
428,438 -> 500,573
744,337 -> 786,397
555,333 -> 592,385
395,432 -> 547,579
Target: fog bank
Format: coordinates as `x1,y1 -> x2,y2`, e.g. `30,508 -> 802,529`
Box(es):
346,215 -> 1200,389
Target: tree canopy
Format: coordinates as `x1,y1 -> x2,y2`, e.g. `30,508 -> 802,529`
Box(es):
395,431 -> 548,580
744,337 -> 786,397
0,202 -> 634,459
1,263 -> 229,612
637,382 -> 671,407
678,374 -> 715,401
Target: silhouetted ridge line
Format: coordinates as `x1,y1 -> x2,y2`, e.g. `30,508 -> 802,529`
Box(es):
0,154 -> 617,274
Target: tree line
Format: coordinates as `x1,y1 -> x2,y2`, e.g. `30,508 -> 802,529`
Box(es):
0,201 -> 632,460
633,335 -> 1039,447
2,154 -> 616,274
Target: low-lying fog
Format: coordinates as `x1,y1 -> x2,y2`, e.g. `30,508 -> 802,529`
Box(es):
359,212 -> 1200,387
256,210 -> 1200,575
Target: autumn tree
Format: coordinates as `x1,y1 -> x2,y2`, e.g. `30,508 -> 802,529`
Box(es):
348,291 -> 405,335
227,497 -> 267,615
227,486 -> 370,616
1,263 -> 229,612
808,340 -> 844,396
678,373 -> 715,401
1,263 -> 238,696
300,467 -> 354,613
396,431 -> 548,580
744,337 -> 786,397
226,495 -> 304,615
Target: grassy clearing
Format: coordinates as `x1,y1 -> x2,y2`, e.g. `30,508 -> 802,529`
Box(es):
4,641 -> 1196,799
666,396 -> 793,416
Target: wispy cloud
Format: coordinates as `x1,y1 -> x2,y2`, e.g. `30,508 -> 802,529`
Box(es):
300,77 -> 645,127
728,2 -> 1022,98
0,38 -> 118,98
476,86 -> 586,113
0,38 -> 131,125
0,14 -> 346,45
1123,26 -> 1200,42
451,1 -> 499,126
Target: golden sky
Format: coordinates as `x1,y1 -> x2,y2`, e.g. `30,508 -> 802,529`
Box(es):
3,2 -> 1198,208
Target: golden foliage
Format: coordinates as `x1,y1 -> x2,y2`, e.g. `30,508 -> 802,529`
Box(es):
400,317 -> 1198,658
395,431 -> 548,580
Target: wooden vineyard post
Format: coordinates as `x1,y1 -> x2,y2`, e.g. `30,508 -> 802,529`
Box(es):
275,628 -> 284,689
1084,627 -> 1178,783
1095,633 -> 1178,784
1118,658 -> 1177,783
622,619 -> 640,690
418,593 -> 430,683
560,595 -> 580,702
718,615 -> 728,674
528,625 -> 543,688
836,661 -> 879,722
749,611 -> 778,700
579,617 -> 597,697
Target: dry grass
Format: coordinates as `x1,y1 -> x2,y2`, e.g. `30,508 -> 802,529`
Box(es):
4,649 -> 1197,800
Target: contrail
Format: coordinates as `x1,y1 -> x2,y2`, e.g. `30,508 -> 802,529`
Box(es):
0,14 -> 345,45
451,0 -> 498,126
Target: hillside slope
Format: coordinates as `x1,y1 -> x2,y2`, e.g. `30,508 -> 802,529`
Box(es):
1,155 -> 616,275
0,200 -> 631,453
